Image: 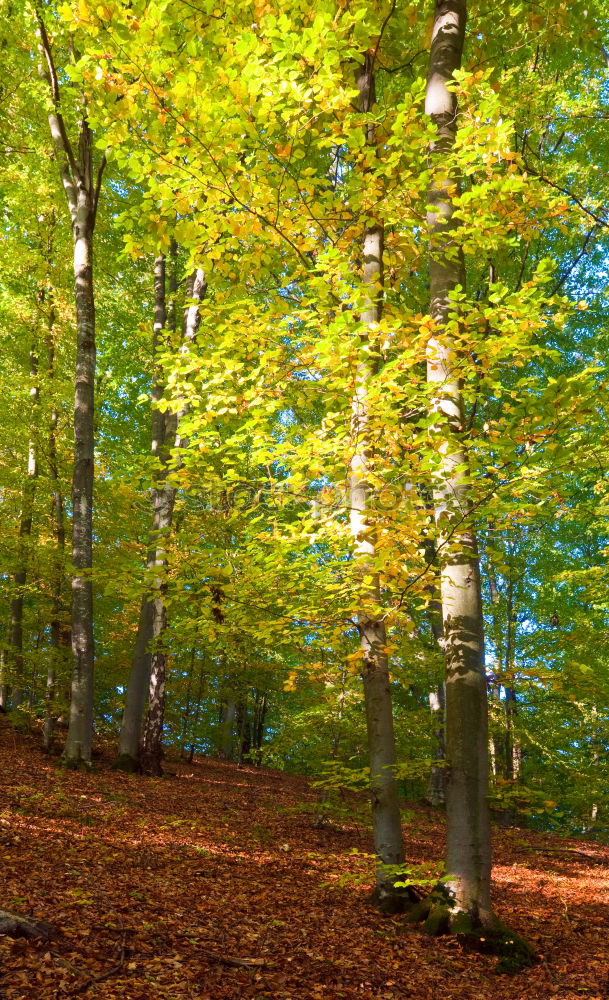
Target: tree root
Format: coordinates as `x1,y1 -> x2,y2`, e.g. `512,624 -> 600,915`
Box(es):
370,883 -> 421,915
406,889 -> 537,973
0,909 -> 53,940
112,754 -> 142,774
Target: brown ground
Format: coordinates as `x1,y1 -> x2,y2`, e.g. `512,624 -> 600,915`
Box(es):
0,719 -> 608,999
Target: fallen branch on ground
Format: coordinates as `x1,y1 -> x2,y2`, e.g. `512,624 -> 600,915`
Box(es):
0,909 -> 52,940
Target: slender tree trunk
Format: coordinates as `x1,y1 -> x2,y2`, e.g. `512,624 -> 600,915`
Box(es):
349,53 -> 409,912
179,646 -> 196,758
424,538 -> 447,807
45,319 -> 70,752
64,183 -> 96,765
139,479 -> 177,776
0,647 -> 9,711
236,697 -> 251,765
425,0 -> 493,926
117,254 -> 168,769
9,337 -> 39,710
37,13 -> 106,765
503,577 -> 519,783
187,657 -> 206,763
427,683 -> 446,807
218,698 -> 236,761
139,265 -> 206,775
486,557 -> 503,780
255,692 -> 267,749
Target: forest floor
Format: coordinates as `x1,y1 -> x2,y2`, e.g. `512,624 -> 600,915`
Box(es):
1,721 -> 608,1000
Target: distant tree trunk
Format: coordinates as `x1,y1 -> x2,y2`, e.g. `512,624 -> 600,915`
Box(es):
179,647 -> 196,758
350,53 -> 410,913
424,539 -> 446,807
9,336 -> 39,710
0,648 -> 9,711
187,657 -> 206,764
140,265 -> 206,776
117,253 -> 168,770
424,0 -> 493,927
503,577 -> 520,783
250,690 -> 268,764
427,683 -> 446,807
37,11 -> 106,766
486,558 -> 504,780
218,699 -> 236,761
236,697 -> 251,764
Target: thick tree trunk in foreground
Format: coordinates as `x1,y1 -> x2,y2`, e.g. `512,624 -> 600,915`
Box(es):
420,7 -> 535,968
350,54 -> 409,912
424,0 -> 493,927
37,12 -> 105,766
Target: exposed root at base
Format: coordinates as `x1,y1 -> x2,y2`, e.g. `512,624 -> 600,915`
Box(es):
369,884 -> 422,915
406,890 -> 537,973
112,753 -> 142,774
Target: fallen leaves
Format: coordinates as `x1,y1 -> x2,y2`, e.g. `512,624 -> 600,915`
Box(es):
0,721 -> 608,999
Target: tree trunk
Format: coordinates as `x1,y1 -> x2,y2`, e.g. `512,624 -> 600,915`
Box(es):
236,698 -> 251,765
139,482 -> 176,776
64,184 -> 96,766
427,683 -> 446,807
117,254 -> 168,770
218,698 -> 236,761
179,647 -> 196,758
187,657 -> 206,763
0,648 -> 9,711
350,53 -> 409,913
425,0 -> 493,926
9,336 -> 39,711
36,14 -> 106,766
139,264 -> 206,776
44,303 -> 70,753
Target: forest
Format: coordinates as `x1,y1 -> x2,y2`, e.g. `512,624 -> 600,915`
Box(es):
1,0 -> 609,996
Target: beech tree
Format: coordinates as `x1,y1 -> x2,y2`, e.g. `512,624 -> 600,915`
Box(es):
36,7 -> 106,765
423,0 -> 493,928
0,0 -> 608,961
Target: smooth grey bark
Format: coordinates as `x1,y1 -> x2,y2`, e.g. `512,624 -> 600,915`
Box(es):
427,683 -> 446,807
423,537 -> 447,807
425,0 -> 493,924
140,265 -> 207,775
350,53 -> 408,911
9,337 -> 39,711
117,254 -> 168,769
45,321 -> 71,752
37,11 -> 106,766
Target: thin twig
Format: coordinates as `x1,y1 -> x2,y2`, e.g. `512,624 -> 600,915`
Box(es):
64,931 -> 127,996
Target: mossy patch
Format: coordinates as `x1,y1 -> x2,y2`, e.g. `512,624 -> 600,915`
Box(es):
112,753 -> 141,774
407,887 -> 537,973
456,919 -> 537,974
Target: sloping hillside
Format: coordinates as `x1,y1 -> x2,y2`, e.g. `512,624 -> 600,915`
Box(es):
0,722 -> 607,1000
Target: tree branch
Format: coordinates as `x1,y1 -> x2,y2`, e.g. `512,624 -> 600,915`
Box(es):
35,5 -> 80,214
